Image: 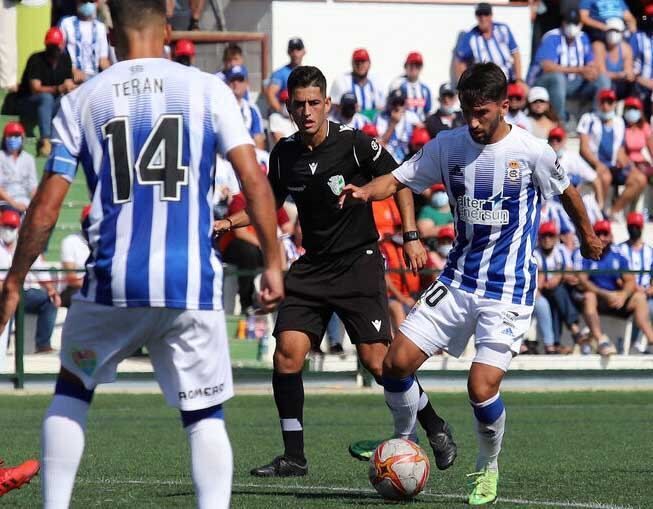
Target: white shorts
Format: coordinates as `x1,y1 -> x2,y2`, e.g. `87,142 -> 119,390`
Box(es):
60,301 -> 234,411
399,281 -> 533,372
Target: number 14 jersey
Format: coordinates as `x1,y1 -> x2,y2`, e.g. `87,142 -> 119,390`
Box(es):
45,58 -> 253,310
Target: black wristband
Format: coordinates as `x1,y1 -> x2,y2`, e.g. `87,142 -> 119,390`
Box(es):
403,231 -> 420,242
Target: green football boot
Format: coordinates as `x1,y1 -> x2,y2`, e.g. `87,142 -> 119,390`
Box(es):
467,467 -> 499,506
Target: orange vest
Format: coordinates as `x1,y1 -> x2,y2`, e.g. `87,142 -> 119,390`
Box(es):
379,239 -> 420,297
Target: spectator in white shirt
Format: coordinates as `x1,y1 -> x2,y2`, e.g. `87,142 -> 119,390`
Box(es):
59,0 -> 110,83
376,89 -> 421,163
0,122 -> 37,212
59,205 -> 91,307
389,52 -> 433,122
328,92 -> 369,129
0,209 -> 60,353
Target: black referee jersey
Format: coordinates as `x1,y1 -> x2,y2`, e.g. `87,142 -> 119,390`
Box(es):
268,121 -> 398,257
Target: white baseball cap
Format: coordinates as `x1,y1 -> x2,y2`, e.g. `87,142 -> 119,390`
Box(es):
528,86 -> 550,103
605,17 -> 625,32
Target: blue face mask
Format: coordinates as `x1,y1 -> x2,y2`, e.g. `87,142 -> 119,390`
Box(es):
78,2 -> 96,18
5,136 -> 22,152
431,192 -> 449,208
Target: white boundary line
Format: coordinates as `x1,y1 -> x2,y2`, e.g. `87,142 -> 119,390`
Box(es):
77,479 -> 634,509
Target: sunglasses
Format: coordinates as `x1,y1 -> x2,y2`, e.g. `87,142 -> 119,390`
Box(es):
508,95 -> 524,101
548,137 -> 563,143
531,99 -> 547,104
600,99 -> 615,105
596,231 -> 611,237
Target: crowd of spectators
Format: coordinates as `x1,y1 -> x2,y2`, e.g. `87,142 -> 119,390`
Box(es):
1,0 -> 653,356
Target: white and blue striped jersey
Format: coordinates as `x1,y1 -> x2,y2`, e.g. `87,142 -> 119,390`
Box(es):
534,244 -> 570,281
527,29 -> 594,85
394,125 -> 570,305
330,72 -> 386,111
630,32 -> 653,81
618,241 -> 653,287
455,22 -> 519,81
45,58 -> 253,310
577,112 -> 625,166
389,76 -> 433,121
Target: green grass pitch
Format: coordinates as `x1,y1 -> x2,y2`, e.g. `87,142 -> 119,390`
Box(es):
0,390 -> 650,508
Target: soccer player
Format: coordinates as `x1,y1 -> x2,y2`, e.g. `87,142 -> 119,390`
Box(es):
0,458 -> 40,497
0,1 -> 283,508
340,62 -> 603,505
215,65 -> 457,477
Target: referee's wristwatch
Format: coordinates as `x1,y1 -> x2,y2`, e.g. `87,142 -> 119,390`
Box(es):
403,231 -> 420,243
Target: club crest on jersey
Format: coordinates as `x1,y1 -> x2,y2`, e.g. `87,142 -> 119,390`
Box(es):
309,162 -> 318,174
507,160 -> 521,181
328,174 -> 345,195
457,192 -> 509,225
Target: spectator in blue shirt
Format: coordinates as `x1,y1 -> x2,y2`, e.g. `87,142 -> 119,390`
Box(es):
454,2 -> 523,83
579,0 -> 636,42
592,17 -> 635,99
226,65 -> 265,149
264,37 -> 305,118
528,8 -> 610,121
579,219 -> 653,356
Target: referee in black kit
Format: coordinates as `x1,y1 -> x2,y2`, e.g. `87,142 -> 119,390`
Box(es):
214,66 -> 456,476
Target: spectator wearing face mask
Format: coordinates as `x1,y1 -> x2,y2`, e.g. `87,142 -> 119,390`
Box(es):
417,183 -> 453,239
0,209 -> 61,354
0,123 -> 38,213
376,89 -> 420,164
526,86 -> 559,139
505,82 -> 530,129
618,212 -> 653,353
59,0 -> 110,84
59,205 -> 91,307
173,39 -> 196,67
389,52 -> 433,122
328,92 -> 369,130
579,0 -> 636,43
16,27 -> 75,157
528,8 -> 609,122
425,83 -> 465,139
548,126 -> 604,208
578,88 -> 629,208
593,18 -> 634,99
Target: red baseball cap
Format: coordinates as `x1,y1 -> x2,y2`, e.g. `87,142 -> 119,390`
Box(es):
278,89 -> 289,102
410,126 -> 430,148
405,52 -> 423,66
352,48 -> 370,62
627,211 -> 644,228
539,221 -> 558,236
44,27 -> 65,48
3,121 -> 25,138
437,226 -> 455,241
645,4 -> 653,16
430,183 -> 446,193
548,126 -> 566,140
624,96 -> 643,110
0,210 -> 21,229
598,88 -> 617,102
175,39 -> 195,57
593,220 -> 612,234
361,123 -> 379,138
507,83 -> 525,98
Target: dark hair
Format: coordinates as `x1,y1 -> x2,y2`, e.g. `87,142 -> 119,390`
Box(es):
287,66 -> 327,98
457,63 -> 507,107
109,0 -> 166,30
223,43 -> 243,63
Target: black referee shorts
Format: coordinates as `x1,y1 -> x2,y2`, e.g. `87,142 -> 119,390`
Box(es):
273,245 -> 391,344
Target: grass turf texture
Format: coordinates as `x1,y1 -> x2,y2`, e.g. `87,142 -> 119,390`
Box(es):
1,391 -> 650,508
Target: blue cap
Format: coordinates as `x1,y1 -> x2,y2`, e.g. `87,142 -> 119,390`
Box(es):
225,65 -> 248,81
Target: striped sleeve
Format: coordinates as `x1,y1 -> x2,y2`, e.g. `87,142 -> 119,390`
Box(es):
44,93 -> 81,182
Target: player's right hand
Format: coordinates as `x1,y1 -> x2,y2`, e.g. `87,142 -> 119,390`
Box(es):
0,278 -> 21,336
338,184 -> 370,208
258,268 -> 284,313
580,232 -> 603,260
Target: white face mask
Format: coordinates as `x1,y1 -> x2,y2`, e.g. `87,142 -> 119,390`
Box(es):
598,110 -> 615,121
563,23 -> 582,39
606,31 -> 622,46
437,243 -> 453,257
0,227 -> 17,245
624,109 -> 642,124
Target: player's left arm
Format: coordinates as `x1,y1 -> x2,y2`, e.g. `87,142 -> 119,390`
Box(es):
533,144 -> 602,260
